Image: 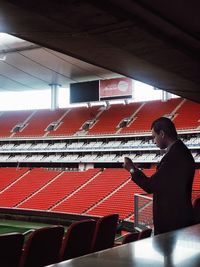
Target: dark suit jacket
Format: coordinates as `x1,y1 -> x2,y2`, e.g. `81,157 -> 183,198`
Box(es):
131,139 -> 195,235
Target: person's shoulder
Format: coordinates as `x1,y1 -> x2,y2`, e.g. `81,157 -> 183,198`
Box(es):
174,139 -> 186,149
176,139 -> 195,162
169,139 -> 189,156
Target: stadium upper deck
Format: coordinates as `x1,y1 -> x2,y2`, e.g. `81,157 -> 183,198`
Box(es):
0,98 -> 199,138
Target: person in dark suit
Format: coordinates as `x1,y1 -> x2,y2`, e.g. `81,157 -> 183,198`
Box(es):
124,117 -> 195,235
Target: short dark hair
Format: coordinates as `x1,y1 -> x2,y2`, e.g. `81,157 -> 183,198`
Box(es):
151,117 -> 178,139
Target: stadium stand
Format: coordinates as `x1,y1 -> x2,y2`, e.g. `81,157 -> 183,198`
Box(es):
0,110 -> 33,138
47,106 -> 100,136
18,169 -> 100,210
87,102 -> 142,135
0,98 -> 199,138
0,168 -> 60,207
0,167 -> 180,223
173,99 -> 200,130
14,109 -> 66,137
121,98 -> 183,133
51,169 -> 129,214
86,179 -> 144,220
0,167 -> 28,191
192,169 -> 200,200
0,98 -> 198,235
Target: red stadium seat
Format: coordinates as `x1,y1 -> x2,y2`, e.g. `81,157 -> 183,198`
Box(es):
60,219 -> 96,261
92,214 -> 119,252
20,225 -> 64,267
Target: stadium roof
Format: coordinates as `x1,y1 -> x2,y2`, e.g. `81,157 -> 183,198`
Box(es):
0,0 -> 200,103
0,34 -> 122,92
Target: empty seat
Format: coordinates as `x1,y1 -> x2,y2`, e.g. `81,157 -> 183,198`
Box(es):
92,214 -> 119,252
20,225 -> 64,267
0,232 -> 24,267
60,219 -> 96,261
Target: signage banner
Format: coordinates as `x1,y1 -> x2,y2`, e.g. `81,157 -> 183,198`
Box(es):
100,77 -> 132,98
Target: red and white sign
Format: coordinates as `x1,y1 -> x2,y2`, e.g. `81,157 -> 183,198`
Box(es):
100,77 -> 132,98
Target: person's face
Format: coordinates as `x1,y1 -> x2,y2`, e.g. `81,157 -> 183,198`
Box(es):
151,128 -> 167,149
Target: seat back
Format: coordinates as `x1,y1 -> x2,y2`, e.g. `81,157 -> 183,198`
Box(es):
122,232 -> 139,244
92,214 -> 119,252
60,219 -> 96,261
138,228 -> 152,240
20,225 -> 64,267
0,232 -> 24,267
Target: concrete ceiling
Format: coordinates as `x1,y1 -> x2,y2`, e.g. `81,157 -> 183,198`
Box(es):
0,35 -> 121,91
0,0 -> 200,102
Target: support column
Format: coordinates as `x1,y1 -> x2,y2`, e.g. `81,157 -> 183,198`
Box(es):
49,83 -> 61,110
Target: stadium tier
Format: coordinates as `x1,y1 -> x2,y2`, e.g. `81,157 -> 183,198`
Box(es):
14,109 -> 66,137
52,169 -> 130,216
0,167 -> 29,191
47,106 -> 100,136
0,168 -> 59,207
0,167 -> 198,221
0,98 -> 199,137
121,98 -> 183,133
18,168 -> 100,210
0,110 -> 33,138
87,102 -> 142,135
0,98 -> 199,224
173,100 -> 200,130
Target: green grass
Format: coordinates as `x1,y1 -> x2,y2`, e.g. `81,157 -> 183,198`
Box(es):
0,219 -> 57,234
0,219 -> 69,242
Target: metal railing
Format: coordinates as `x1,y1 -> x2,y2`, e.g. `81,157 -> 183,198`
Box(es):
134,193 -> 153,230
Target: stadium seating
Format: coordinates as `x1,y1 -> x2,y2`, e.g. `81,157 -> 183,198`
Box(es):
18,169 -> 100,211
192,170 -> 200,200
0,167 -> 28,191
121,98 -> 182,133
0,168 -> 59,207
87,102 -> 142,135
0,98 -> 199,138
20,225 -> 64,267
87,179 -> 144,220
15,109 -> 66,137
0,110 -> 33,137
173,100 -> 200,130
92,213 -> 119,252
0,98 -> 199,231
48,106 -> 100,136
0,232 -> 24,267
0,166 -> 198,224
60,219 -> 96,261
52,169 -> 128,214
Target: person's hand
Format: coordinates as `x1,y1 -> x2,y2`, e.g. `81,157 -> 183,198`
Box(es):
124,157 -> 135,173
